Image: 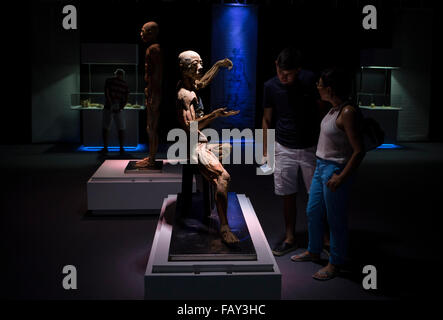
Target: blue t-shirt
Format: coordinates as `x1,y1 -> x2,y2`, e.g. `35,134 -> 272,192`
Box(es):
263,70 -> 320,149
104,77 -> 129,110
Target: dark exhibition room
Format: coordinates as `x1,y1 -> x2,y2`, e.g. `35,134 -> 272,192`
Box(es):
2,0 -> 442,311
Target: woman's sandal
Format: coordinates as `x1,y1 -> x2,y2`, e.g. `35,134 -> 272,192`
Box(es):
290,251 -> 320,262
312,267 -> 340,281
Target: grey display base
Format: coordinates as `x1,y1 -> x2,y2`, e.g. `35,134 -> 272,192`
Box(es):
169,192 -> 257,261
124,160 -> 163,173
145,194 -> 281,300
87,160 -> 195,212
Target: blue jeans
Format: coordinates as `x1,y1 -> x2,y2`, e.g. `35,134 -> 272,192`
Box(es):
307,158 -> 353,266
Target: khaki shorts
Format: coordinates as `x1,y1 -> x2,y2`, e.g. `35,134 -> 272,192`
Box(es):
274,141 -> 317,196
102,105 -> 125,131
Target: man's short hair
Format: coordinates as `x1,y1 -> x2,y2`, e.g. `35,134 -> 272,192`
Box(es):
276,48 -> 303,70
114,68 -> 125,77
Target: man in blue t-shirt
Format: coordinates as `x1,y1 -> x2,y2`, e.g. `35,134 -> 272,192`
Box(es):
102,69 -> 129,155
262,48 -> 323,256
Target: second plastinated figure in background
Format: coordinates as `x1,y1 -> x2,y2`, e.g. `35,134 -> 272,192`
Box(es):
136,21 -> 163,168
176,50 -> 240,244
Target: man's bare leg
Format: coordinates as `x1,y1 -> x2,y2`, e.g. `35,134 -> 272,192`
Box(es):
118,130 -> 125,154
100,128 -> 109,154
282,193 -> 297,244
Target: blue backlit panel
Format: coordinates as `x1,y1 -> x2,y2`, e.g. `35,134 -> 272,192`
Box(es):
210,4 -> 258,131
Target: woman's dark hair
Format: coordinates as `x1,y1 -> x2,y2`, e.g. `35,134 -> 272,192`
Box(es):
276,48 -> 303,70
320,67 -> 352,101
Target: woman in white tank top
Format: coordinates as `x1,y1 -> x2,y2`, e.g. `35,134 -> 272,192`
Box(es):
291,68 -> 365,280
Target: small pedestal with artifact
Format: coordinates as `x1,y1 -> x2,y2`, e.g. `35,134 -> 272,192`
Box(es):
86,159 -> 195,213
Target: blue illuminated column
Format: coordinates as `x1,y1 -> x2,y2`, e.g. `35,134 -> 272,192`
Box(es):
210,4 -> 258,131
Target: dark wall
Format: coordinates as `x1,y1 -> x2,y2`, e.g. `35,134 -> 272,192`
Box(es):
429,7 -> 442,142
2,2 -> 32,144
391,9 -> 433,141
80,0 -> 396,133
31,0 -> 81,143
16,0 -> 438,144
255,1 -> 395,128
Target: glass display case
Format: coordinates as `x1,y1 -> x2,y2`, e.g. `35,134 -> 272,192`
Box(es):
356,66 -> 400,109
70,92 -> 145,110
357,48 -> 401,109
71,43 -> 146,147
356,49 -> 402,144
356,65 -> 402,144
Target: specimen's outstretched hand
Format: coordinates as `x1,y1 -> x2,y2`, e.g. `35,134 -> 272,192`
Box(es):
221,109 -> 240,117
213,107 -> 240,118
195,58 -> 233,89
218,58 -> 233,70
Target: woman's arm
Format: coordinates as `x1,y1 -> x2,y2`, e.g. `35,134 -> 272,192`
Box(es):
327,106 -> 366,192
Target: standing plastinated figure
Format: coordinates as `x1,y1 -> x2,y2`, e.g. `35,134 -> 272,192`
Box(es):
176,50 -> 240,244
136,21 -> 163,168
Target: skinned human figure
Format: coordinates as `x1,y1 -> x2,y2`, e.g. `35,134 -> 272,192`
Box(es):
136,21 -> 163,168
176,50 -> 240,245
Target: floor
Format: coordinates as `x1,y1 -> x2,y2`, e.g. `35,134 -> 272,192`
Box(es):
1,142 -> 442,300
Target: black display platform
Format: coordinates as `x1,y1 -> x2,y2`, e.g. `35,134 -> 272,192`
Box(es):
124,160 -> 163,173
168,192 -> 257,261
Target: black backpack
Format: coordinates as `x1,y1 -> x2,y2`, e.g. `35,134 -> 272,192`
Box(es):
354,104 -> 385,151
361,116 -> 385,151
339,101 -> 385,152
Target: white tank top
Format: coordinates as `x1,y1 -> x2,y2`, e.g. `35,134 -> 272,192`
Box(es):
316,104 -> 353,164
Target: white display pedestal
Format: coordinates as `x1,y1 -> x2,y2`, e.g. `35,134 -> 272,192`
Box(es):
145,194 -> 281,300
87,160 -> 195,213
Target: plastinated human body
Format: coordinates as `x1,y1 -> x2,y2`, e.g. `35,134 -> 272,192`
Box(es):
136,21 -> 163,168
176,50 -> 240,244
